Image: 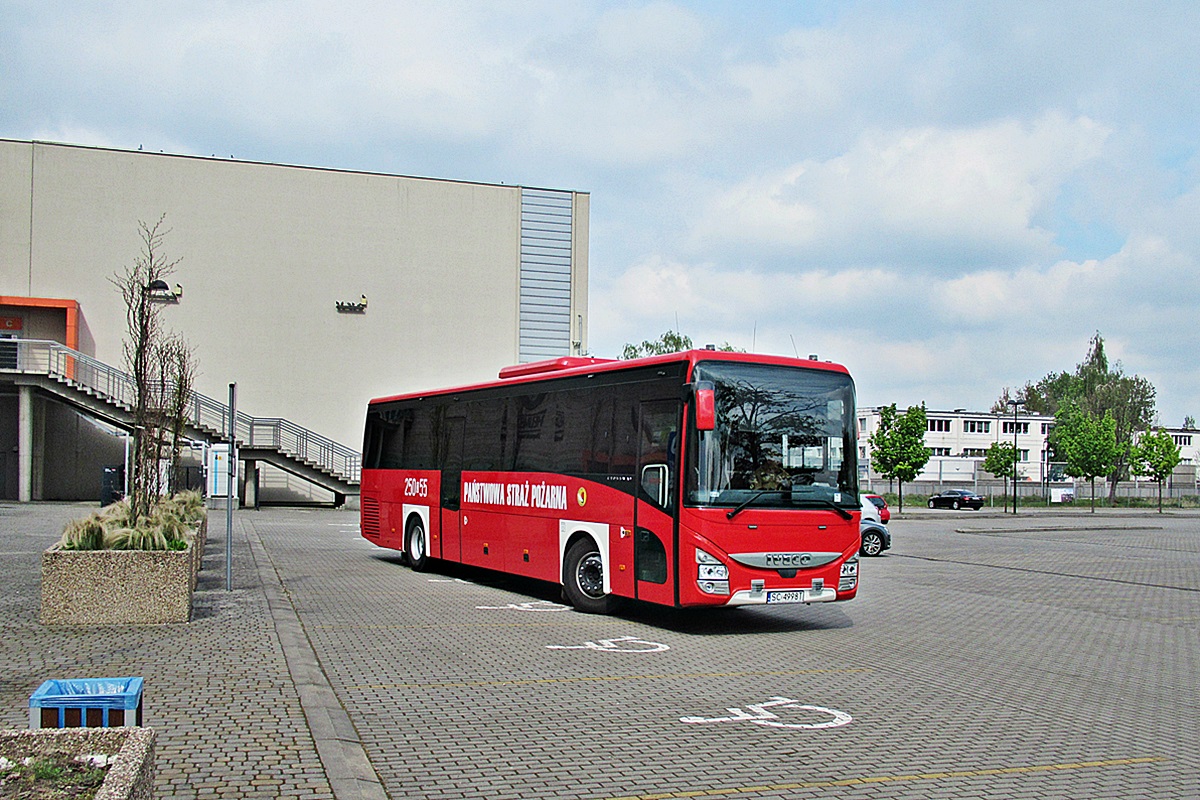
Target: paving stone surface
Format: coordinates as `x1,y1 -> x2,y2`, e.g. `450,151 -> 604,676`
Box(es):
2,502 -> 1197,799
0,502 -> 333,800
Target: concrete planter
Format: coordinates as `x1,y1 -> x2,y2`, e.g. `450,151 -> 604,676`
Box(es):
0,726 -> 156,800
40,516 -> 206,625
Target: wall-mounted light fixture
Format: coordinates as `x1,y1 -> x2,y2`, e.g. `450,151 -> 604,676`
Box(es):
144,280 -> 183,303
336,294 -> 368,314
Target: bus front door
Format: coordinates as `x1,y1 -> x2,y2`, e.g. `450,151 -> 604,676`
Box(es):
634,400 -> 679,606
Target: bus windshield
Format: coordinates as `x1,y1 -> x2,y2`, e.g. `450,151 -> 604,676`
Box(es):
686,361 -> 857,511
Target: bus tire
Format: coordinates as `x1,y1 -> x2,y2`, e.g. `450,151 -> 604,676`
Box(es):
406,518 -> 429,572
563,538 -> 615,614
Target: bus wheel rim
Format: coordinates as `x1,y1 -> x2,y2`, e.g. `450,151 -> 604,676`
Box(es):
411,528 -> 424,560
577,553 -> 605,598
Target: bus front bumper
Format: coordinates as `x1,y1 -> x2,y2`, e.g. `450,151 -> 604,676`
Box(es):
724,586 -> 839,606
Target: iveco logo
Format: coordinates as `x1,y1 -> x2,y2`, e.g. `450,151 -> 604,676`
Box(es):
765,553 -> 811,567
730,551 -> 841,570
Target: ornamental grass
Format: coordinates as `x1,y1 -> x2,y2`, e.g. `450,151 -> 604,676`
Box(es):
59,490 -> 206,551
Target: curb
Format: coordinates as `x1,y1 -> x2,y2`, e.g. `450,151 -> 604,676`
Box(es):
243,519 -> 389,800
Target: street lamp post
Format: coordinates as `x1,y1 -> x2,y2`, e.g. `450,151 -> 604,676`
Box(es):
1007,399 -> 1025,514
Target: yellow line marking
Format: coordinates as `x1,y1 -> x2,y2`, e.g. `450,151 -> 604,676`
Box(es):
602,757 -> 1166,800
311,621 -> 598,629
345,668 -> 872,691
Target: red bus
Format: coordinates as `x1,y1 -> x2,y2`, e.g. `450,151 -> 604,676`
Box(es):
360,349 -> 860,613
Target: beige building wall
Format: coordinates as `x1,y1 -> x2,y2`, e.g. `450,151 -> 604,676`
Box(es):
0,139 -> 589,450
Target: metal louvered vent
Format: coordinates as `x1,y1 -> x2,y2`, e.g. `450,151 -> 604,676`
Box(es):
520,188 -> 574,362
361,496 -> 381,541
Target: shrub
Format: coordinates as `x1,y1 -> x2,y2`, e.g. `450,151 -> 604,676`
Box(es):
60,517 -> 106,551
59,492 -> 204,552
172,489 -> 206,522
105,525 -> 169,551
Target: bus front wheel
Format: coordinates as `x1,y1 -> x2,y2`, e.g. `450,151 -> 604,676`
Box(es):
563,538 -> 615,614
406,519 -> 429,572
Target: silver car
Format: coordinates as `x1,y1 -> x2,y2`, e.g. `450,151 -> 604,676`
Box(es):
859,495 -> 891,556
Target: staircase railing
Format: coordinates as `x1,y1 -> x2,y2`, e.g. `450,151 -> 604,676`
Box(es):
1,339 -> 361,484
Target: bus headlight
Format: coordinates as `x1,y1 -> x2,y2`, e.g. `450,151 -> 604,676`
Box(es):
696,549 -> 730,594
839,557 -> 859,591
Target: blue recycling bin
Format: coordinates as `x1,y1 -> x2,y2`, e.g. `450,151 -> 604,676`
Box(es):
29,677 -> 144,728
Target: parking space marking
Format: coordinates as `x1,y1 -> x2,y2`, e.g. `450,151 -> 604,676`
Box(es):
344,667 -> 871,691
601,756 -> 1166,800
547,636 -> 670,653
476,600 -> 571,611
680,696 -> 850,729
312,619 -> 604,629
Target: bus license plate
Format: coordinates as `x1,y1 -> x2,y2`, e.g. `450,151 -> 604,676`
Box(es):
766,590 -> 805,604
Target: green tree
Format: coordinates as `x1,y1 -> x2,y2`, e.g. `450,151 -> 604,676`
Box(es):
982,441 -> 1018,512
994,333 -> 1155,503
868,404 -> 930,512
1052,402 -> 1119,513
622,330 -> 692,358
620,330 -> 742,359
1130,428 -> 1182,513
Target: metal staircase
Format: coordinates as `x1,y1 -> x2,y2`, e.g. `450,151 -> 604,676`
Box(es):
1,339 -> 360,497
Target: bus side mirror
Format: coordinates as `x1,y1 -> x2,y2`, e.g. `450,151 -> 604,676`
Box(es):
695,387 -> 715,431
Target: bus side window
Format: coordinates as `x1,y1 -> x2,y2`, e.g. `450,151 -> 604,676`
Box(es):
440,416 -> 465,510
513,393 -> 554,472
405,406 -> 438,470
638,404 -> 679,511
362,414 -> 383,469
367,406 -> 412,470
641,464 -> 668,506
464,399 -> 507,470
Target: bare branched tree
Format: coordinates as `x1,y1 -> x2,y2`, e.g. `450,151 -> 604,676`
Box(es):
110,214 -> 185,524
162,334 -> 198,491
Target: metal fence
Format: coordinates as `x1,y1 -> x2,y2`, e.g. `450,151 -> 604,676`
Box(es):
861,478 -> 1199,504
2,338 -> 361,484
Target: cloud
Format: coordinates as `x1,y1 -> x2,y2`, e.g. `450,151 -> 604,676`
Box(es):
6,1 -> 1200,425
590,212 -> 1197,418
691,113 -> 1112,272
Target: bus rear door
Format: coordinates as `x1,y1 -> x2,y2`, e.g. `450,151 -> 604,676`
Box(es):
438,415 -> 465,561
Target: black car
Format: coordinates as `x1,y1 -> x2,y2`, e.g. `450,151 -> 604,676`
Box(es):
860,519 -> 891,556
927,489 -> 984,510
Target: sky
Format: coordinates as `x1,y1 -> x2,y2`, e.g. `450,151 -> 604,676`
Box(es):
3,1 -> 1199,425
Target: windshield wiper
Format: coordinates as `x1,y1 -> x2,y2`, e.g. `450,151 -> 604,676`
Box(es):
726,489 -> 783,520
793,497 -> 855,520
726,491 -> 855,521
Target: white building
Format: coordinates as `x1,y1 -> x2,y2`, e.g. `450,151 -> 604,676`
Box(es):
858,406 -> 1200,497
858,407 -> 1056,487
0,139 -> 590,503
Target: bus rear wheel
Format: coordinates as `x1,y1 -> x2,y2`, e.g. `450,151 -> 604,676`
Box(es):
563,538 -> 615,614
406,519 -> 429,572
